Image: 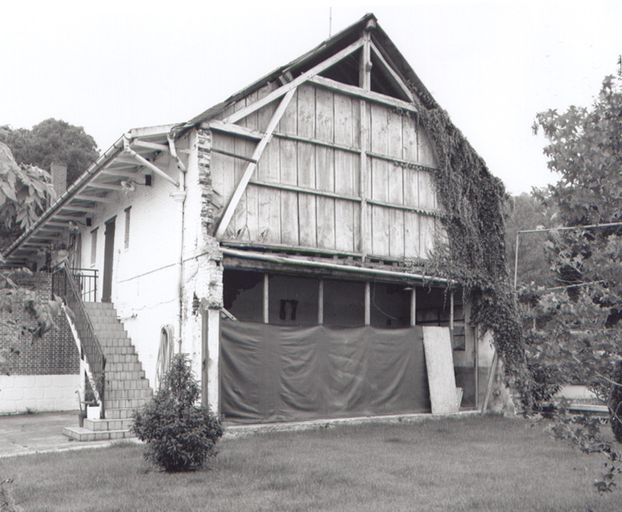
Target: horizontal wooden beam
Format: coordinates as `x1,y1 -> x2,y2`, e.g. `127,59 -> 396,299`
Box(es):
367,198 -> 441,217
366,150 -> 437,172
53,214 -> 85,221
75,194 -> 109,203
249,179 -> 361,203
59,205 -> 95,213
131,140 -> 169,152
309,75 -> 417,113
208,120 -> 263,140
101,168 -> 140,178
211,147 -> 257,163
221,240 -> 362,259
85,182 -> 124,191
273,131 -> 359,155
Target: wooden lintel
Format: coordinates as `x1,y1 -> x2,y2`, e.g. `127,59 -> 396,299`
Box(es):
250,179 -> 361,203
208,120 -> 264,140
370,42 -> 414,102
309,75 -> 417,114
223,36 -> 365,125
216,88 -> 297,238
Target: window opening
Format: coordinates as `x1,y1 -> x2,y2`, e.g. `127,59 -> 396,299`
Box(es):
90,227 -> 98,266
223,269 -> 264,323
269,274 -> 318,325
124,207 -> 131,249
323,278 -> 365,327
370,281 -> 411,328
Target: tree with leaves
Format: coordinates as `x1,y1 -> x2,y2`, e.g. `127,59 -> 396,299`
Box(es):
505,191 -> 557,288
0,118 -> 99,187
526,73 -> 622,492
0,142 -> 58,373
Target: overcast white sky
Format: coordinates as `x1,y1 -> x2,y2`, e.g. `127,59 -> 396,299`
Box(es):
1,0 -> 620,194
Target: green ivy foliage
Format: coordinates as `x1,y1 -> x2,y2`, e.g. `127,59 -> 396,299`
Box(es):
419,108 -> 531,405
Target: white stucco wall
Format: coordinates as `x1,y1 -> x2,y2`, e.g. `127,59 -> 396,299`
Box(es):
78,135 -> 193,388
0,374 -> 80,414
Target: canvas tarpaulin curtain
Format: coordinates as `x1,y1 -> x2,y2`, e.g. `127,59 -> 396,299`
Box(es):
221,320 -> 430,423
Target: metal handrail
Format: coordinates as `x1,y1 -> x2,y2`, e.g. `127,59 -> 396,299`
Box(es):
70,267 -> 98,303
53,267 -> 106,417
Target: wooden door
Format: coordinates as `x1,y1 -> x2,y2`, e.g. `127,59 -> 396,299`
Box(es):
102,217 -> 116,303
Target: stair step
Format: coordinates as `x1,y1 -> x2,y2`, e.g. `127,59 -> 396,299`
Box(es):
106,370 -> 146,380
106,353 -> 139,363
102,346 -> 136,355
106,361 -> 143,371
106,379 -> 150,390
83,418 -> 133,431
104,398 -> 149,410
105,408 -> 141,419
106,388 -> 152,400
63,426 -> 133,442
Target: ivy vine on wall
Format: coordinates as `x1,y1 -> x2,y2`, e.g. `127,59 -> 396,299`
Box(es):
419,108 -> 531,406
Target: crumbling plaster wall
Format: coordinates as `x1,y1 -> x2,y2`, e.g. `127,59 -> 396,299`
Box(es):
179,128 -> 222,409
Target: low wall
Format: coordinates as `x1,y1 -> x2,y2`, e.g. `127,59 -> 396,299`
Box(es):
0,374 -> 80,414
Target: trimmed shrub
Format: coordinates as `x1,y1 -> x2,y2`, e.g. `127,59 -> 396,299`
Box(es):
132,354 -> 223,471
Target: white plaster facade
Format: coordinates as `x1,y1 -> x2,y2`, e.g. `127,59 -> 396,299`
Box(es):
0,374 -> 81,414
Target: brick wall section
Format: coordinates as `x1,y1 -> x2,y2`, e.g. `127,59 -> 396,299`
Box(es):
0,272 -> 79,375
197,128 -> 218,236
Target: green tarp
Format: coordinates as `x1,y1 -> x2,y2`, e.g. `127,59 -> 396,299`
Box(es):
221,321 -> 430,423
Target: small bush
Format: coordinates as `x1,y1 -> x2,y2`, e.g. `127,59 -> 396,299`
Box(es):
132,353 -> 223,471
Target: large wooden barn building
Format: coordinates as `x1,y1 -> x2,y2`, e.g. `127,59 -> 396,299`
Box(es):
2,14 -> 496,435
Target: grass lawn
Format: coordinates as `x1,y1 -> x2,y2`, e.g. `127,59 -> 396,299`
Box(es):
0,415 -> 618,511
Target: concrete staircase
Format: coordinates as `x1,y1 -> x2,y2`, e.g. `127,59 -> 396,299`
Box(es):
63,302 -> 152,442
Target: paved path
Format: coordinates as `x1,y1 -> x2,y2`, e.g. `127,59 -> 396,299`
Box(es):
0,411 -> 118,458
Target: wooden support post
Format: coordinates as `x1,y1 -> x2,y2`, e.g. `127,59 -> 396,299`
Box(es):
204,308 -> 220,414
318,279 -> 324,324
364,281 -> 371,326
263,273 -> 269,324
410,287 -> 417,326
216,88 -> 296,238
358,31 -> 371,258
449,290 -> 454,338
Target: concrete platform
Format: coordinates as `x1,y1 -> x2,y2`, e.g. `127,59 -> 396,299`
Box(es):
0,411 -> 130,458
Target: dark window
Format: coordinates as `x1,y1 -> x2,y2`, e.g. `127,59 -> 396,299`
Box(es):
323,279 -> 365,327
268,274 -> 319,325
416,287 -> 465,350
124,207 -> 131,249
223,269 -> 264,322
90,228 -> 98,266
370,282 -> 411,328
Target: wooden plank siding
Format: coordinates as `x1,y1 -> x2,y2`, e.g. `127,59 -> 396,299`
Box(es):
210,81 -> 439,260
